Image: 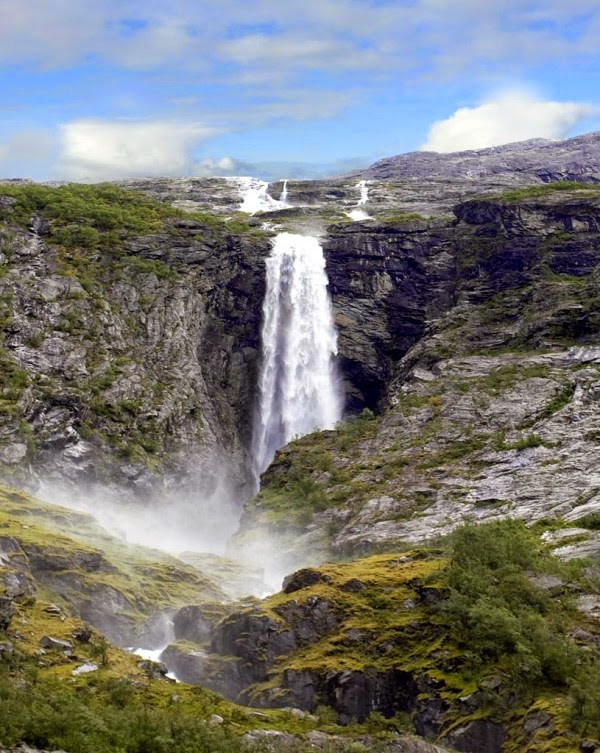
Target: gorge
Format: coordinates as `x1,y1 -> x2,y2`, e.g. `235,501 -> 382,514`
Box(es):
2,132 -> 600,753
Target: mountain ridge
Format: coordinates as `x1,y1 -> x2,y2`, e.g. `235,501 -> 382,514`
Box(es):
348,130 -> 600,182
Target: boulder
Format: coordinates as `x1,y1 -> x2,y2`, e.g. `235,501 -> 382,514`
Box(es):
0,597 -> 17,631
283,568 -> 330,594
172,605 -> 213,643
160,644 -> 207,686
441,719 -> 506,753
137,659 -> 169,679
39,636 -> 73,652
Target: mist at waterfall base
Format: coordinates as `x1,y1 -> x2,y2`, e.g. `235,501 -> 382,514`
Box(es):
37,469 -> 242,559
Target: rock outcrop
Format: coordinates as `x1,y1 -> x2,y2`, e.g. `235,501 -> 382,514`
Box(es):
0,484 -> 225,647
160,529 -> 600,752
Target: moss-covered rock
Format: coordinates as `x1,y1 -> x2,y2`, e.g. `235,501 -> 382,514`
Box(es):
0,484 -> 226,645
184,521 -> 600,753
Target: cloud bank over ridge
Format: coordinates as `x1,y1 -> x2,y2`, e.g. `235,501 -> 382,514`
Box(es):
421,91 -> 597,153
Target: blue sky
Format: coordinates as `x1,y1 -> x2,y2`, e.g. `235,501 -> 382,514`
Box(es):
1,0 -> 600,180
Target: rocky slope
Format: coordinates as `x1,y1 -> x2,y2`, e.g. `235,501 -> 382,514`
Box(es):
235,184 -> 600,576
0,480 -> 454,753
160,519 -> 600,753
119,133 -> 600,223
351,132 -> 600,182
3,140 -> 600,753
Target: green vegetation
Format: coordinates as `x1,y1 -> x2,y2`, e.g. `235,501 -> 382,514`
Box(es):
0,482 -> 402,753
572,513 -> 600,531
0,183 -> 176,251
444,522 -> 576,688
0,183 -> 261,255
539,383 -> 575,420
120,256 -> 176,280
442,521 -> 600,741
0,347 -> 29,415
239,520 -> 600,750
0,485 -> 224,630
1,493 -> 599,753
0,660 -> 249,753
0,593 -> 323,753
497,433 -> 545,451
249,410 -> 379,527
493,180 -> 600,203
478,363 -> 550,396
381,212 -> 430,224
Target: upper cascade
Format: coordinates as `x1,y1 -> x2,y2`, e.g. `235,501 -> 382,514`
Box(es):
357,179 -> 369,205
347,179 -> 373,221
252,232 -> 343,479
231,177 -> 289,215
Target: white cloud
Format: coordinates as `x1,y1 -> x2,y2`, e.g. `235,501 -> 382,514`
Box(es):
2,1 -> 599,78
2,1 -> 600,145
216,156 -> 234,170
221,33 -> 381,72
58,119 -> 216,180
421,91 -> 597,153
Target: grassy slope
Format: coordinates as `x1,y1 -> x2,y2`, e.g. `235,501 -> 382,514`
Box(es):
0,484 -> 401,753
0,485 -> 225,634
225,521 -> 600,752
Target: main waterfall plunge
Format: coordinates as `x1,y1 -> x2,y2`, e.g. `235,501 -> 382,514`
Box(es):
252,232 -> 343,479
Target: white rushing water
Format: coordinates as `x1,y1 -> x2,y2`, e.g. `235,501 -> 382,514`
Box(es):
357,179 -> 369,206
252,232 -> 343,478
231,177 -> 289,215
281,179 -> 289,204
347,179 -> 373,221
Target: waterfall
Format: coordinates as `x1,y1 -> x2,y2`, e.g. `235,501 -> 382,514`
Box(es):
347,179 -> 373,221
357,179 -> 369,205
230,177 -> 288,215
252,233 -> 343,478
281,179 -> 289,204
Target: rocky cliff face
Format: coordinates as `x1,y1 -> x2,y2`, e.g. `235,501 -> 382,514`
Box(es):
0,186 -> 270,512
3,165 -> 600,753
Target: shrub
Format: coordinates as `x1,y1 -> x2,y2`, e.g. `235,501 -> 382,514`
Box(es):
0,183 -> 259,258
441,520 -> 577,692
0,660 -> 249,753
